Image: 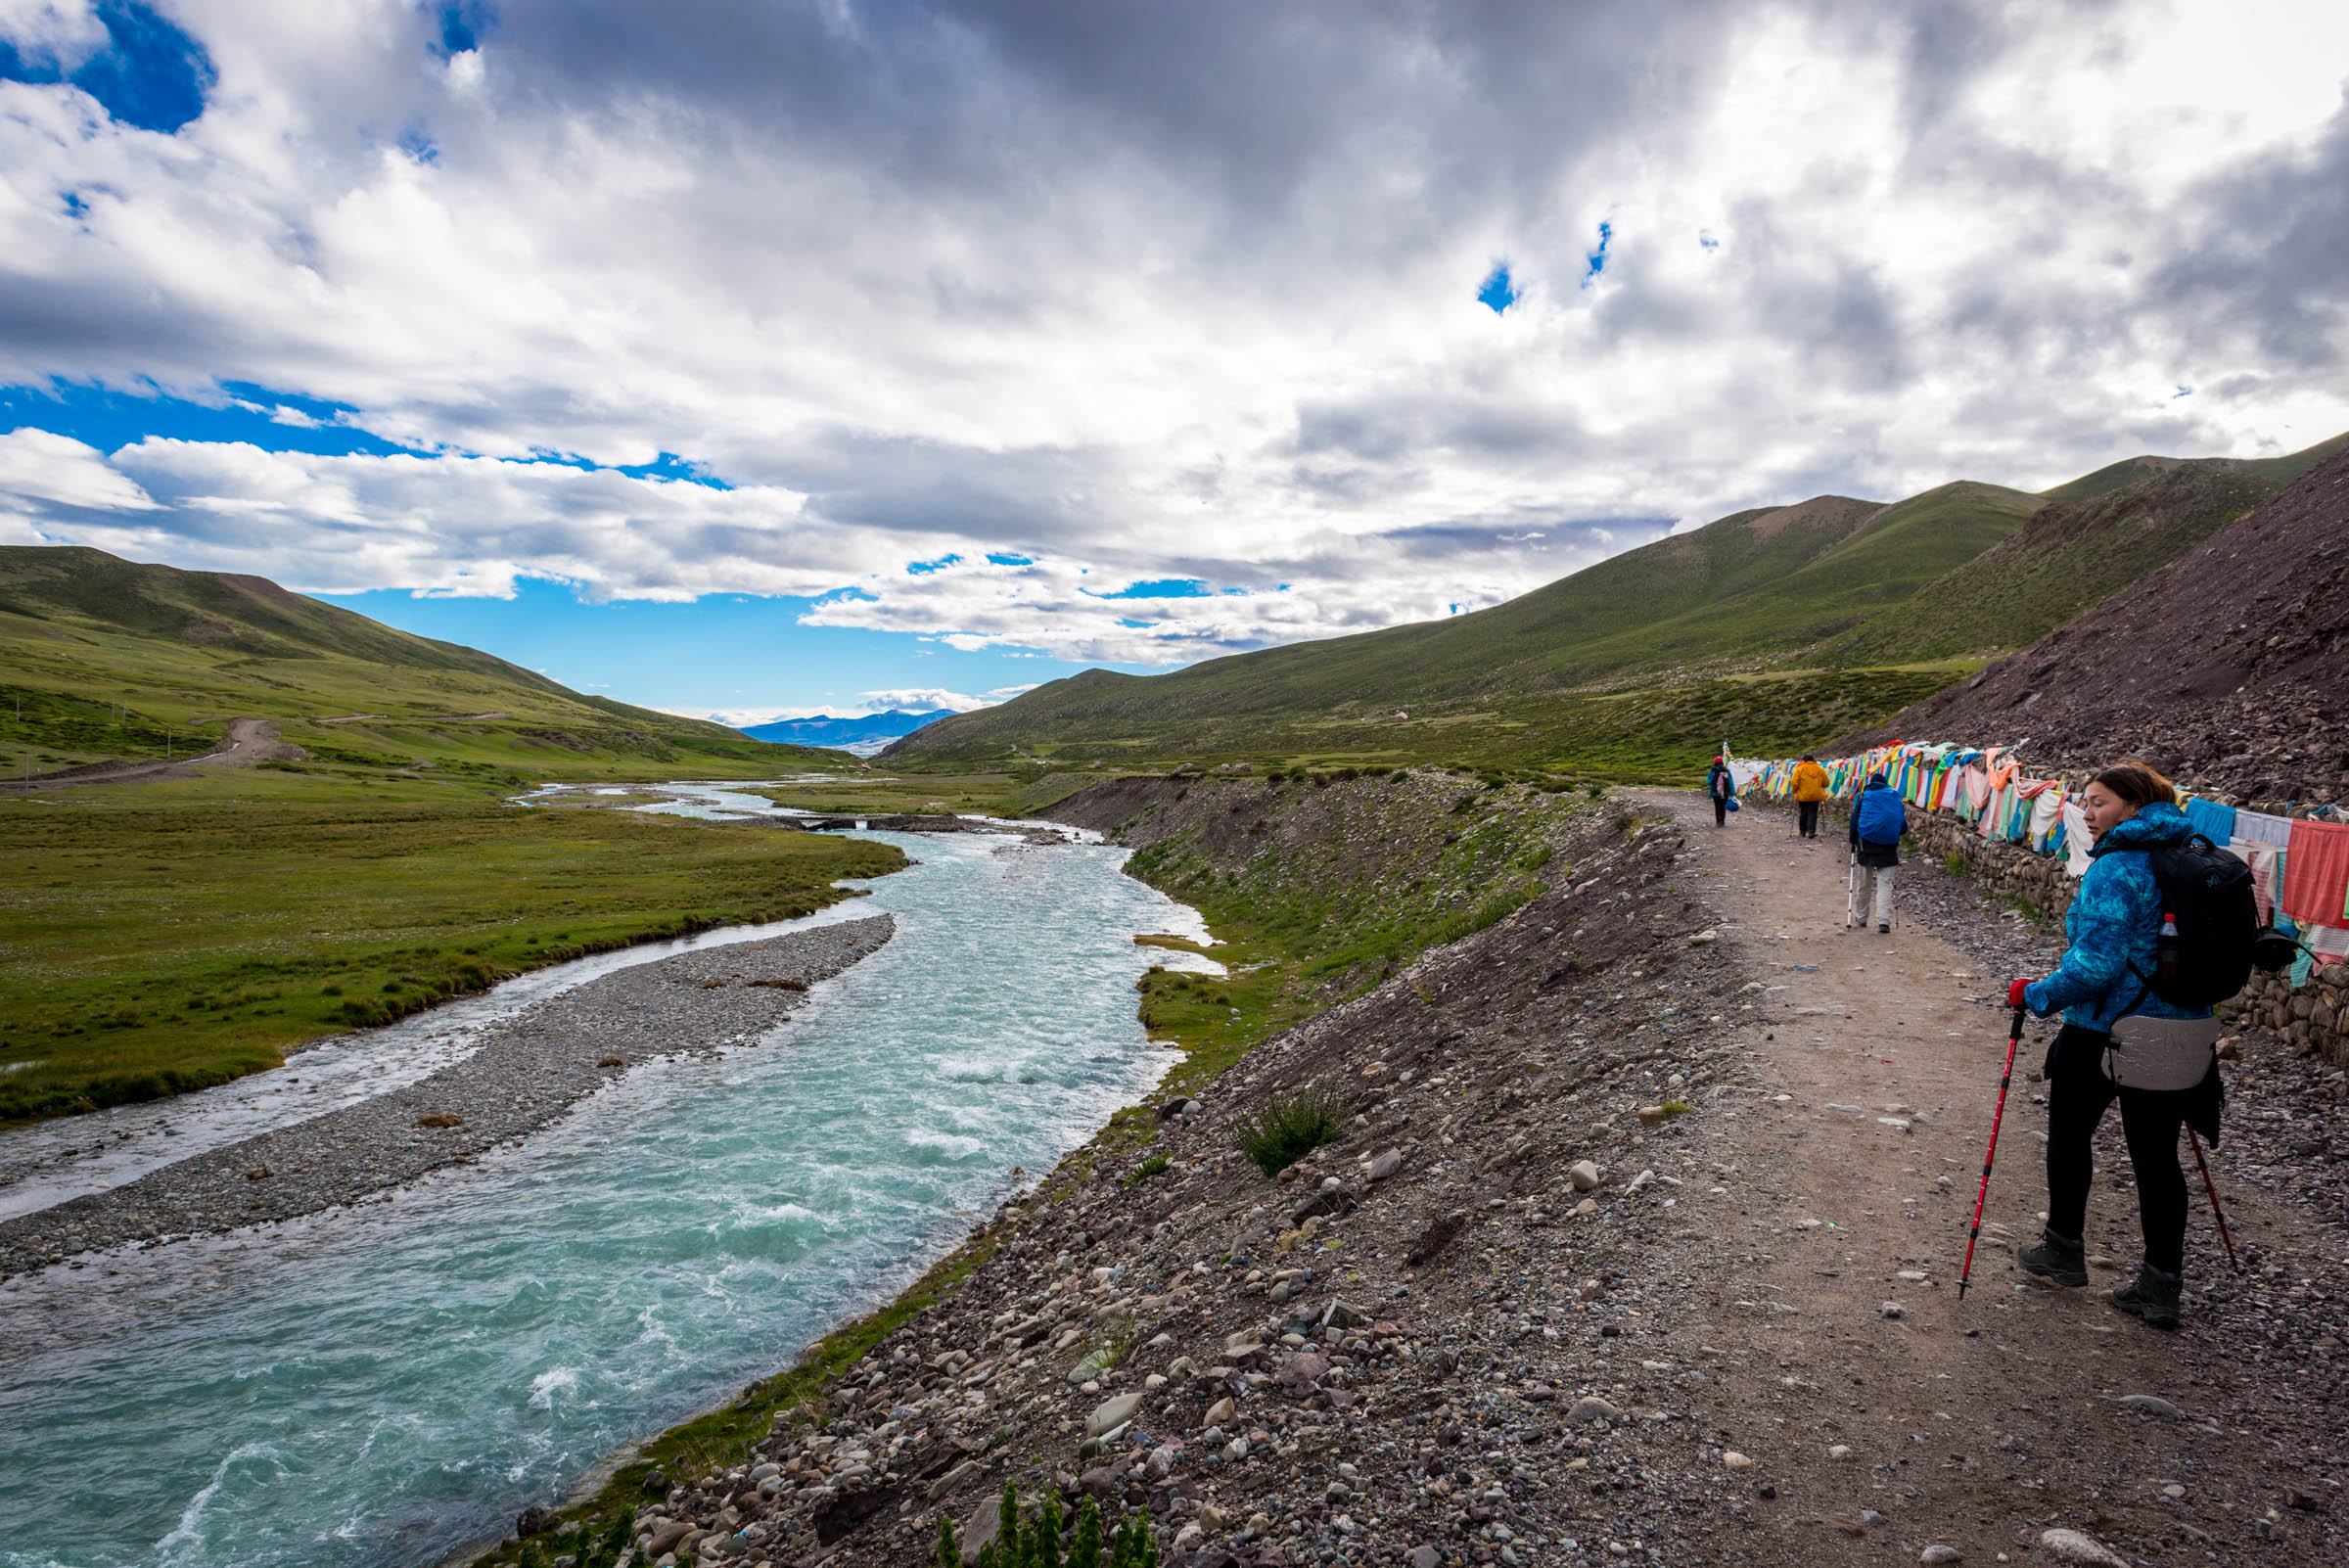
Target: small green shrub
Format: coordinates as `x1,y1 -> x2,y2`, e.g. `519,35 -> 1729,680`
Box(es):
1122,1153 -> 1171,1187
1231,1084 -> 1345,1176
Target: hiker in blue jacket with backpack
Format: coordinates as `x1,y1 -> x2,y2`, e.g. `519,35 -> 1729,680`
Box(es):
2008,761 -> 2229,1330
1850,772 -> 1905,932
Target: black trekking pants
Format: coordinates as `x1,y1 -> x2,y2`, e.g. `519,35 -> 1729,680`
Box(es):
1797,801 -> 1820,837
1713,796 -> 1727,826
2044,1025 -> 2188,1275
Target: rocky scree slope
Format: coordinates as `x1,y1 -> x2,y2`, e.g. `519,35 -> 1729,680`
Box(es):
600,796 -> 1783,1568
1845,446 -> 2349,801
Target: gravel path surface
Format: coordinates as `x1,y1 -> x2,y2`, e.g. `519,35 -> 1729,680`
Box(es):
626,782 -> 2344,1568
0,914 -> 894,1279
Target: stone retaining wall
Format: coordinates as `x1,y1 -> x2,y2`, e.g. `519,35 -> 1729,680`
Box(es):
1775,797 -> 2349,1070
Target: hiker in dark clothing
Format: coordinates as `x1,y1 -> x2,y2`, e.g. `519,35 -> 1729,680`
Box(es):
1849,772 -> 1903,931
2009,761 -> 2220,1331
1705,757 -> 1733,827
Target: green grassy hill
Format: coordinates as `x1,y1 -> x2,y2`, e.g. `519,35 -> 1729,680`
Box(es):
0,545 -> 837,784
1816,431 -> 2349,667
894,433 -> 2346,780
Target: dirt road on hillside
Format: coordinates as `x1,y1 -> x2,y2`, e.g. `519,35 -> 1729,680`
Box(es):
0,717 -> 305,793
1630,787 -> 2345,1562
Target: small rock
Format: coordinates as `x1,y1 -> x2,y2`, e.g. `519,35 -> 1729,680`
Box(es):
1411,1547 -> 1441,1568
1566,1396 -> 1622,1424
2116,1394 -> 2184,1418
1689,929 -> 1719,945
1172,1523 -> 1205,1556
1880,1301 -> 1907,1319
2038,1528 -> 2130,1567
1202,1396 -> 1236,1428
1368,1150 -> 1404,1182
1920,1545 -> 1963,1564
1085,1392 -> 1142,1437
1722,1452 -> 1752,1470
1635,1105 -> 1668,1126
1569,1161 -> 1602,1192
1828,1444 -> 1853,1461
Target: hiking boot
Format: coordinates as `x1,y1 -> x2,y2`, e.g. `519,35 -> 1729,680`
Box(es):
2016,1227 -> 2087,1287
2111,1264 -> 2183,1330
1877,922 -> 1890,934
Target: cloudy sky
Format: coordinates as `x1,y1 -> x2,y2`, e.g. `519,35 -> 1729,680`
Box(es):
3,1 -> 2346,721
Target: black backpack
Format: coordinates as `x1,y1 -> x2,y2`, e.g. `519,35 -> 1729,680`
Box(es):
2130,835 -> 2294,1009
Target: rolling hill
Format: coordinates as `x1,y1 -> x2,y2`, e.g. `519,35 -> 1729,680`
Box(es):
1843,444 -> 2349,801
891,433 -> 2347,779
0,545 -> 838,783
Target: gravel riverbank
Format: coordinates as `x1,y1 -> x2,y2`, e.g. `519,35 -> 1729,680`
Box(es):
0,914 -> 895,1279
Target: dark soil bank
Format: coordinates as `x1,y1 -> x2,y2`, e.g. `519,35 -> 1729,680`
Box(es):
0,916 -> 894,1279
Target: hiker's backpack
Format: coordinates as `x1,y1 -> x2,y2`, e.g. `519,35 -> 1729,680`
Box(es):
2131,836 -> 2277,1008
1855,788 -> 1906,847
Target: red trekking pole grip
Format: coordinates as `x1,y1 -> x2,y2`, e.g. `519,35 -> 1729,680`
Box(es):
1958,1003 -> 2027,1300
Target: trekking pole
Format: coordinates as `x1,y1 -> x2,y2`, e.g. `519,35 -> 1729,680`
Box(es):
1958,1004 -> 2027,1301
2186,1127 -> 2243,1273
1845,850 -> 1857,929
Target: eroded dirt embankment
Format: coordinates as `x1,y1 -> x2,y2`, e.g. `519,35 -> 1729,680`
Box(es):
509,775 -> 2348,1568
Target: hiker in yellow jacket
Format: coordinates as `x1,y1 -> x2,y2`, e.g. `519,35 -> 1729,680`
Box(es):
1791,754 -> 1829,840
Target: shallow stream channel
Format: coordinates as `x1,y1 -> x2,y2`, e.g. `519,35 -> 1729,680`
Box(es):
0,786 -> 1216,1568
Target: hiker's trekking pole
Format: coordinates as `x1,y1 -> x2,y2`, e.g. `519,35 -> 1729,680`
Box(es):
1845,851 -> 1857,929
2186,1127 -> 2243,1273
1958,1003 -> 2027,1301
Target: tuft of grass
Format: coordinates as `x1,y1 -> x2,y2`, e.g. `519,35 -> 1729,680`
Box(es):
1231,1084 -> 1346,1176
1122,1152 -> 1172,1187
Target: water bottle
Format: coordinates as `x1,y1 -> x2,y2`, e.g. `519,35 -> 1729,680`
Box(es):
2157,910 -> 2181,987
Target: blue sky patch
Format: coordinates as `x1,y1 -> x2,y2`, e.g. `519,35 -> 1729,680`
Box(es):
985,551 -> 1035,567
1476,263 -> 1519,314
0,2 -> 213,134
0,379 -> 415,458
906,554 -> 962,575
1093,576 -> 1209,599
1583,222 -> 1613,286
433,3 -> 491,58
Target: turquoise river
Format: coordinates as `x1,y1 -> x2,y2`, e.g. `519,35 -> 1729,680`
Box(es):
0,798 -> 1213,1568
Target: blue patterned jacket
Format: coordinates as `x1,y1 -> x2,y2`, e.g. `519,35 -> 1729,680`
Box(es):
2023,801 -> 2212,1033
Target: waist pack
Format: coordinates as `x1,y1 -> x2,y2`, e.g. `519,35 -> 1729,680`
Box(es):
2103,1014 -> 2223,1092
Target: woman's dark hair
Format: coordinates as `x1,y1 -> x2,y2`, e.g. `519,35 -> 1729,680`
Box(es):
2091,760 -> 2176,808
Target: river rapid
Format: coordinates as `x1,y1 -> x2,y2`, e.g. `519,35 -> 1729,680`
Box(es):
0,800 -> 1214,1568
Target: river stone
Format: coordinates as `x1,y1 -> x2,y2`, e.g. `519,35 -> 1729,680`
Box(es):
1086,1392 -> 1143,1437
2039,1528 -> 2130,1567
1569,1161 -> 1601,1191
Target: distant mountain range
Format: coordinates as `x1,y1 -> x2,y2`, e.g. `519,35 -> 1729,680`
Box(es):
888,431 -> 2349,779
740,709 -> 955,756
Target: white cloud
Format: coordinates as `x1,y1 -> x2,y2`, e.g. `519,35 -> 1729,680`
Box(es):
2,1 -> 2347,664
0,428 -> 158,512
0,0 -> 108,71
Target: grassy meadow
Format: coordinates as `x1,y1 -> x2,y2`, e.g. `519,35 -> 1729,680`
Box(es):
0,770 -> 902,1127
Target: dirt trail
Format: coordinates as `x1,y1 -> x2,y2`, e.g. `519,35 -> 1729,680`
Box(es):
0,716 -> 305,793
1632,787 -> 2344,1562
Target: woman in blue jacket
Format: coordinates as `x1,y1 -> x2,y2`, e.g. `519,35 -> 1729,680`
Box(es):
2009,761 -> 2219,1329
